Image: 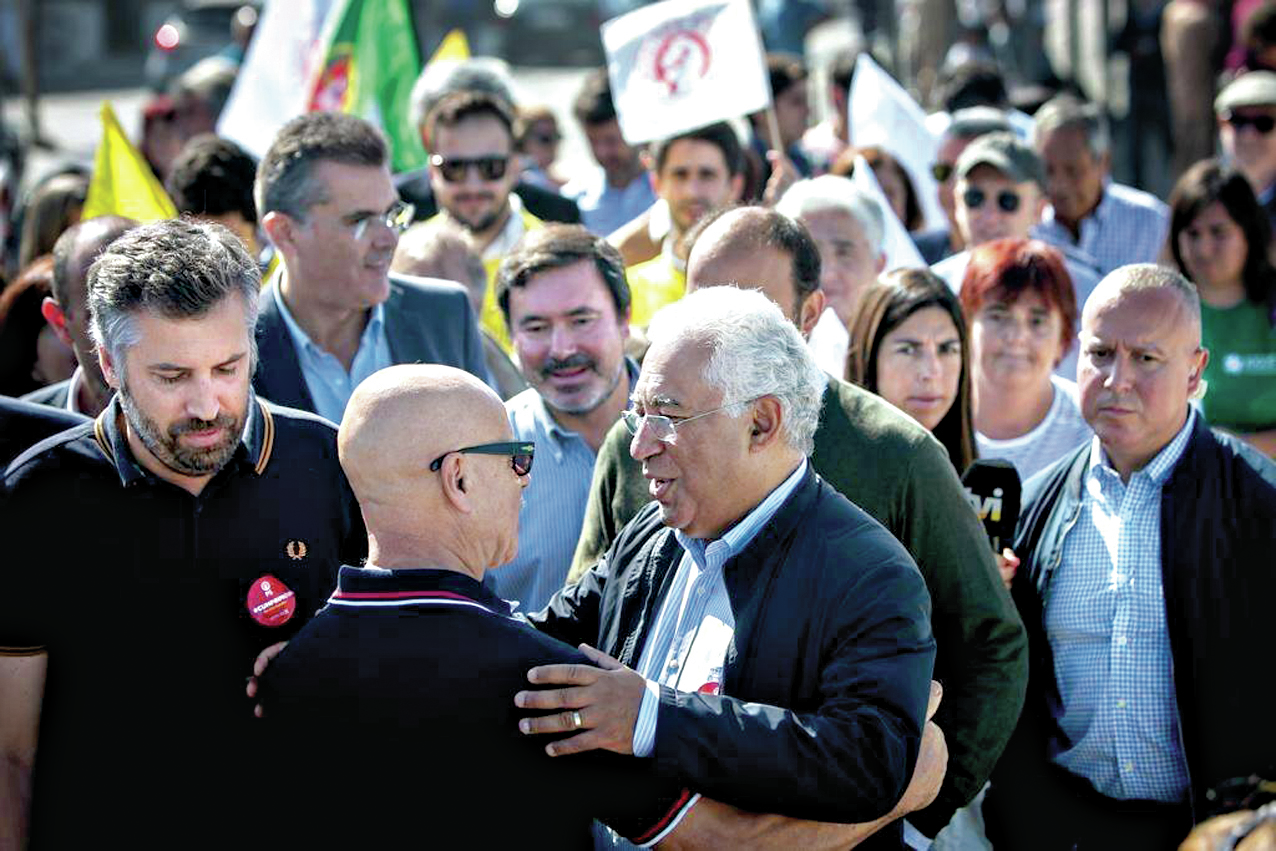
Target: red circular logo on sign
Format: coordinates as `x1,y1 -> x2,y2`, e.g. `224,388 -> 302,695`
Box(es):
246,574 -> 297,628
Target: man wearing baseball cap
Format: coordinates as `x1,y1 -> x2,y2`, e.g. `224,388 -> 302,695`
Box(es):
931,132 -> 1101,380
1216,70 -> 1276,232
932,132 -> 1101,302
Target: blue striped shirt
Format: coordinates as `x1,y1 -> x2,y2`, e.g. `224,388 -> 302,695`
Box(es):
630,459 -> 809,757
1035,181 -> 1170,277
491,391 -> 603,612
1045,409 -> 1196,802
273,284 -> 392,425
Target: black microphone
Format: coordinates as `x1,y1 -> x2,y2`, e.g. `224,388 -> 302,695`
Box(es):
961,459 -> 1022,553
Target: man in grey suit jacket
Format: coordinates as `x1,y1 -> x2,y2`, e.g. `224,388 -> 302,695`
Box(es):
254,112 -> 489,421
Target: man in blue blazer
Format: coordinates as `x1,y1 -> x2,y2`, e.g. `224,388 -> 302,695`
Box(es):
253,112 -> 489,421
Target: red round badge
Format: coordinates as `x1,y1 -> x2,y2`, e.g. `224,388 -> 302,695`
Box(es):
246,574 -> 297,628
697,681 -> 721,696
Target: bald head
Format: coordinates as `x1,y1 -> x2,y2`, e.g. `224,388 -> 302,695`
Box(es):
391,221 -> 487,314
1083,263 -> 1201,343
340,365 -> 523,575
341,365 -> 505,502
1077,264 -> 1208,481
685,207 -> 823,334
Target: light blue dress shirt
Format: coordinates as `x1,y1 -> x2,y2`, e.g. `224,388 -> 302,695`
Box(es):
1035,181 -> 1170,277
563,167 -> 657,237
1045,409 -> 1196,802
273,285 -> 393,424
630,459 -> 809,758
492,361 -> 638,613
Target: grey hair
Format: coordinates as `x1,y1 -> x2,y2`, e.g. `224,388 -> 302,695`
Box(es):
1032,94 -> 1110,159
88,218 -> 261,368
646,287 -> 827,455
254,112 -> 387,221
946,106 -> 1013,141
1093,263 -> 1201,329
776,175 -> 886,257
408,57 -> 516,139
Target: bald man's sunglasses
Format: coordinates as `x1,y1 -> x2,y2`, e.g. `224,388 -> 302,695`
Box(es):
429,441 -> 535,476
430,154 -> 510,182
963,187 -> 1021,213
1221,111 -> 1276,134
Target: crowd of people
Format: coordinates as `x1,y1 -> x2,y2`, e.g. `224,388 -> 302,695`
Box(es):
1,7 -> 1275,851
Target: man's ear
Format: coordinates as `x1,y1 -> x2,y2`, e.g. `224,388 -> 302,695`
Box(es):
1188,346 -> 1210,398
41,297 -> 74,348
98,344 -> 121,390
729,173 -> 745,203
260,211 -> 296,255
874,251 -> 887,275
748,396 -> 785,451
438,454 -> 474,513
797,290 -> 825,339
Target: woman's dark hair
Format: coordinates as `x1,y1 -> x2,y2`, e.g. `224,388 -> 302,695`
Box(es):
0,255 -> 58,396
1168,158 -> 1276,327
829,146 -> 924,232
846,267 -> 976,471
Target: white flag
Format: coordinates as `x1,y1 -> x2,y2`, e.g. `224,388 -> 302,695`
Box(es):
217,0 -> 334,160
849,154 -> 925,273
849,53 -> 946,232
602,0 -> 770,145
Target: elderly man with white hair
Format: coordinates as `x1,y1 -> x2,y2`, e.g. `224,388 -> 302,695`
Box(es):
519,285 -> 941,851
776,176 -> 888,377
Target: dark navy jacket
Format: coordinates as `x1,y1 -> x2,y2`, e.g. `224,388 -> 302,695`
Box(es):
533,466 -> 935,846
262,566 -> 693,849
987,414 -> 1276,843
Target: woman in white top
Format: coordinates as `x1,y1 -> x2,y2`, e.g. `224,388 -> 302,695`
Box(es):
960,238 -> 1093,482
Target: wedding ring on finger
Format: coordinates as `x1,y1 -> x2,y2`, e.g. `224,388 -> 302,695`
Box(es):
571,710 -> 583,730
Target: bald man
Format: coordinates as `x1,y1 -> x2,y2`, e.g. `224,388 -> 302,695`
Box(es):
570,206 -> 1028,843
23,215 -> 136,415
260,365 -> 698,848
985,266 -> 1276,850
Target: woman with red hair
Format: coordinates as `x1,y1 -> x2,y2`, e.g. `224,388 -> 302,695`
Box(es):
960,238 -> 1092,480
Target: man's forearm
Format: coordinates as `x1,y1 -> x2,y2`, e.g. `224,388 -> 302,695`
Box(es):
656,798 -> 895,850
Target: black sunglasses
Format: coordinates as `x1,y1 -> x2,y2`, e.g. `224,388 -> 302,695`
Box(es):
931,162 -> 955,182
1222,111 -> 1276,134
962,187 -> 1021,213
429,441 -> 534,476
429,154 -> 509,183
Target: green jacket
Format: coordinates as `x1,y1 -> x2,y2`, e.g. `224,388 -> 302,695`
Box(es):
569,374 -> 1028,836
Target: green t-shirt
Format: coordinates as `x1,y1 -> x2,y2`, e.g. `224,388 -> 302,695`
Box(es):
1201,299 -> 1276,431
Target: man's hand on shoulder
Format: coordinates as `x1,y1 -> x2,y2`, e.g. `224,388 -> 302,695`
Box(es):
245,641 -> 288,718
901,681 -> 948,816
516,643 -> 644,757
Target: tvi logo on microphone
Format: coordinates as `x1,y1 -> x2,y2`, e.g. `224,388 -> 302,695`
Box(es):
964,486 -> 1004,522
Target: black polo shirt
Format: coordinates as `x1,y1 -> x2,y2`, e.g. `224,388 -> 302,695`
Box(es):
263,566 -> 695,849
0,395 -> 365,848
0,395 -> 87,469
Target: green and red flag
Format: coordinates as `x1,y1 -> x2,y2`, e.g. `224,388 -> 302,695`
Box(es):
307,0 -> 426,173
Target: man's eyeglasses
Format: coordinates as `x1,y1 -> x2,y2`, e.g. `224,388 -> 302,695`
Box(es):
429,441 -> 534,476
352,200 -> 415,240
962,187 -> 1021,213
931,162 -> 956,182
621,398 -> 759,445
430,154 -> 510,183
1221,110 -> 1276,134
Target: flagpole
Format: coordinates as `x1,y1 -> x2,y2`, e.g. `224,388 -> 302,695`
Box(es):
765,107 -> 783,155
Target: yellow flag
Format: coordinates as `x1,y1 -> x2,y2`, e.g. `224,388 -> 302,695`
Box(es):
428,29 -> 470,64
82,102 -> 178,222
